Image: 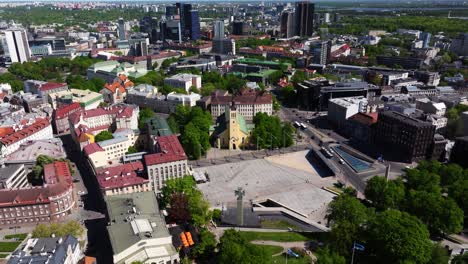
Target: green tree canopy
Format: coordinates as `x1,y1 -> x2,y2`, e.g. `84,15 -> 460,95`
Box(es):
217,229 -> 271,264
138,107 -> 155,130
316,247 -> 346,264
94,131 -> 113,142
32,221 -> 84,238
364,176 -> 405,210
251,112 -> 294,150
365,210 -> 432,264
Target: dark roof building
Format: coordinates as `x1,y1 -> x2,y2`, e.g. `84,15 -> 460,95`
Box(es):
450,136 -> 468,168
373,111 -> 437,162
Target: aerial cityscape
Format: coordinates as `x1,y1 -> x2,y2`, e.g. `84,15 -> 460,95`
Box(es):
0,0 -> 467,263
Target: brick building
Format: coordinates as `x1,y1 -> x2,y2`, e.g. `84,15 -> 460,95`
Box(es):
0,161 -> 75,226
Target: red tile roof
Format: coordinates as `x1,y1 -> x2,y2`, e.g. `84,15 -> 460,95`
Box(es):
0,119 -> 50,146
0,161 -> 73,207
95,161 -> 148,190
69,105 -> 134,125
348,112 -> 379,126
211,88 -> 272,105
44,161 -> 72,185
144,135 -> 187,166
38,82 -> 67,92
55,103 -> 82,119
104,82 -> 126,94
0,127 -> 14,138
83,143 -> 104,156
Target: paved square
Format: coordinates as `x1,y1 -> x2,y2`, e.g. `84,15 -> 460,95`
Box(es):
196,152 -> 336,221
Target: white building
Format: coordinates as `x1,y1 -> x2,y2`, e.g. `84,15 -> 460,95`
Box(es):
0,118 -> 53,158
0,164 -> 29,189
328,96 -> 369,128
0,29 -> 31,64
144,135 -> 188,192
84,129 -> 139,171
164,74 -> 202,92
427,115 -> 448,131
166,92 -> 201,108
416,98 -> 446,116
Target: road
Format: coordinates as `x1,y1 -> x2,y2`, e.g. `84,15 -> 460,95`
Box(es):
59,135 -> 113,264
189,145 -> 310,168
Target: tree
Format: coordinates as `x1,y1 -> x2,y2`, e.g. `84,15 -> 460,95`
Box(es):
448,179 -> 468,216
403,168 -> 441,194
365,210 -> 432,264
218,229 -> 271,264
169,105 -> 211,159
327,194 -> 371,256
168,193 -> 191,223
405,190 -> 464,236
32,221 -> 84,238
126,146 -> 138,154
189,85 -> 200,94
251,113 -> 294,150
316,247 -> 346,264
364,176 -> 405,210
430,244 -> 450,264
138,107 -> 155,130
191,228 -> 217,260
291,70 -> 306,84
94,131 -> 113,142
452,253 -> 468,264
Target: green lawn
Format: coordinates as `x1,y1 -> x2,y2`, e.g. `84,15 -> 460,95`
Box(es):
0,253 -> 9,258
272,253 -> 312,264
0,241 -> 21,252
4,233 -> 27,240
240,231 -> 327,242
260,220 -> 301,230
253,244 -> 283,256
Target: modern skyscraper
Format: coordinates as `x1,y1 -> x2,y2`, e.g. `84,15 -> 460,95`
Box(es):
213,20 -> 225,40
311,41 -> 330,65
188,10 -> 200,40
1,29 -> 31,64
280,11 -> 295,38
165,6 -> 178,17
212,38 -> 236,55
232,21 -> 244,35
295,1 -> 315,37
419,32 -> 432,49
118,18 -> 126,41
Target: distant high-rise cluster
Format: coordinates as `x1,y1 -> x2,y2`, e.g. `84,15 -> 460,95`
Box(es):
0,28 -> 31,64
279,1 -> 315,38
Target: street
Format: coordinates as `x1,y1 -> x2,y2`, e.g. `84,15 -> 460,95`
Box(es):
59,135 -> 113,264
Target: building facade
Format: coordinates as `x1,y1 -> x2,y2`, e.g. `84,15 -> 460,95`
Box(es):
0,161 -> 75,226
0,118 -> 53,158
0,29 -> 31,64
0,164 -> 29,189
164,74 -> 202,92
373,111 -> 436,162
210,89 -> 273,121
144,135 -> 188,192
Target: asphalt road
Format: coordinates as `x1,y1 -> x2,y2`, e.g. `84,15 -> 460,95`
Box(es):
59,135 -> 113,264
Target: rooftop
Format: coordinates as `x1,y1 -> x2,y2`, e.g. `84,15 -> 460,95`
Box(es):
0,118 -> 50,146
106,192 -> 173,254
96,161 -> 147,190
144,135 -> 186,166
5,138 -> 65,163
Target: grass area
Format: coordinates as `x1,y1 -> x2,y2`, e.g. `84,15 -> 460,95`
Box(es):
272,253 -> 312,264
0,253 -> 9,258
240,231 -> 327,242
0,241 -> 21,252
260,220 -> 300,230
4,233 -> 27,240
253,244 -> 283,256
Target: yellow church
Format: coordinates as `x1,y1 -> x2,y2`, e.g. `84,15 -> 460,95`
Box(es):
211,105 -> 253,150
